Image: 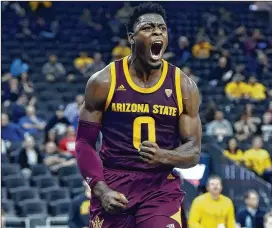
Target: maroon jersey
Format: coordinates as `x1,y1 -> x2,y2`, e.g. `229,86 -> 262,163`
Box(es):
100,56 -> 183,171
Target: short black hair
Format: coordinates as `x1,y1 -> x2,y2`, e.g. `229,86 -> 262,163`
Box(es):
126,2 -> 166,33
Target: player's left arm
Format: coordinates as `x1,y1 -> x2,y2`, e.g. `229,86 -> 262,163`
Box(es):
139,72 -> 202,168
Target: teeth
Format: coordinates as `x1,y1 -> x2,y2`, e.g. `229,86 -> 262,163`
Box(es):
153,41 -> 162,45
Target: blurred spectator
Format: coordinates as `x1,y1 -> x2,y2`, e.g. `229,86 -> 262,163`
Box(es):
45,129 -> 58,144
225,74 -> 248,100
264,211 -> 272,228
2,78 -> 22,104
19,136 -> 43,178
206,111 -> 233,140
234,113 -> 257,142
58,126 -> 76,157
44,104 -> 70,141
189,175 -> 235,228
224,138 -> 244,164
43,141 -> 76,173
2,2 -> 25,16
257,53 -> 272,78
17,18 -> 36,39
80,8 -> 102,31
244,103 -> 262,126
262,112 -> 272,142
29,1 -> 52,12
192,28 -> 213,59
212,56 -> 232,81
84,52 -> 106,77
182,67 -> 200,84
202,100 -> 217,125
215,28 -> 227,47
247,76 -> 267,101
9,94 -> 28,123
64,94 -> 84,123
243,137 -> 272,179
42,54 -> 66,82
176,36 -> 191,66
112,39 -> 131,60
74,52 -> 93,73
69,181 -> 91,228
20,72 -> 34,95
1,113 -> 24,142
33,17 -> 58,39
116,2 -> 133,24
236,190 -> 266,228
10,55 -> 29,77
19,105 -> 46,136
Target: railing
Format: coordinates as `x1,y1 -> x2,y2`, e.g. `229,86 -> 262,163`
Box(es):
6,215 -> 68,228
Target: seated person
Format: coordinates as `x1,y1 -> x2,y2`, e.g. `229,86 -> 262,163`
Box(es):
224,138 -> 243,164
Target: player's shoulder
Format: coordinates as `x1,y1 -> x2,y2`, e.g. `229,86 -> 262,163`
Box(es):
194,192 -> 209,202
87,63 -> 111,89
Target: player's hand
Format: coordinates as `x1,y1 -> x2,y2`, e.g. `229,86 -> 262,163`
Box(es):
100,189 -> 129,214
138,141 -> 167,165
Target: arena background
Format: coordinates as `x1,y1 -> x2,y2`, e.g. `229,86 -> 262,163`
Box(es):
1,1 -> 272,228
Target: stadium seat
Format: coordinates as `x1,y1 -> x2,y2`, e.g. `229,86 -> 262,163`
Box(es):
35,176 -> 59,189
11,187 -> 39,205
50,199 -> 70,216
5,176 -> 28,194
1,188 -> 7,200
58,166 -> 79,182
20,200 -> 47,217
45,188 -> 70,203
2,200 -> 15,215
30,164 -> 52,184
1,164 -> 20,177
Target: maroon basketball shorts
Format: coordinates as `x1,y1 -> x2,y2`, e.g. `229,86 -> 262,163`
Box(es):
90,168 -> 185,228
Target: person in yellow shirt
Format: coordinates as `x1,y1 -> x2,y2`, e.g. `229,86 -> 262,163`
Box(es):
192,40 -> 213,59
112,39 -> 131,60
243,136 -> 272,177
74,52 -> 93,72
246,76 -> 267,100
224,138 -> 244,164
189,175 -> 236,228
225,74 -> 248,99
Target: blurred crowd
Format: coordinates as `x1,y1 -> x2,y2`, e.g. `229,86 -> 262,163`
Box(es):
1,1 -> 272,228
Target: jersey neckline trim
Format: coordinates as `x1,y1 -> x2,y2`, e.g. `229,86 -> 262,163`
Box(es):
122,56 -> 168,94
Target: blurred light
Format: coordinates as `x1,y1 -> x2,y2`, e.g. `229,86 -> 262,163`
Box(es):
249,4 -> 258,11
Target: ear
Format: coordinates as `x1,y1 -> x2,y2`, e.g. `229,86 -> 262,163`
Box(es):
128,32 -> 134,45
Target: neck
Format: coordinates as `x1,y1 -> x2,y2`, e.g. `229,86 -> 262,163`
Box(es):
210,193 -> 220,200
129,54 -> 162,83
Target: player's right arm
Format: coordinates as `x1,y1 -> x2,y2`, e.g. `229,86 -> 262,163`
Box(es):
76,65 -> 128,214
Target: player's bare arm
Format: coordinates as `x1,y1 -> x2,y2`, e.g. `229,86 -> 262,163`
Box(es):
77,66 -> 128,214
139,72 -> 202,168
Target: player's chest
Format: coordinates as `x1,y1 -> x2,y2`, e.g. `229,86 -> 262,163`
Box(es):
109,88 -> 179,120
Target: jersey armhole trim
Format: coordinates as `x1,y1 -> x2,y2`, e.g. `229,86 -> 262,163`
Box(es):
104,62 -> 116,111
175,67 -> 183,115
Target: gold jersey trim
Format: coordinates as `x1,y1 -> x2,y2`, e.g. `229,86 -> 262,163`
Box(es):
123,56 -> 168,94
175,67 -> 183,115
105,62 -> 117,111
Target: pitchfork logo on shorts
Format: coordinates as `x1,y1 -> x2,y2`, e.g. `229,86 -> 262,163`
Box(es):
165,89 -> 172,97
166,224 -> 175,228
91,216 -> 104,228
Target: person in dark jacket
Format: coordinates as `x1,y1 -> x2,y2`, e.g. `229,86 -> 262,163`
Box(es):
44,104 -> 70,142
236,190 -> 266,228
69,181 -> 91,228
18,136 -> 43,178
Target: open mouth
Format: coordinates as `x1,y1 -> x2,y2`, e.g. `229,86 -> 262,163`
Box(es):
150,41 -> 163,60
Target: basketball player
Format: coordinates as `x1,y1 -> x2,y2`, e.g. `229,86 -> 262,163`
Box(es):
76,3 -> 202,228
